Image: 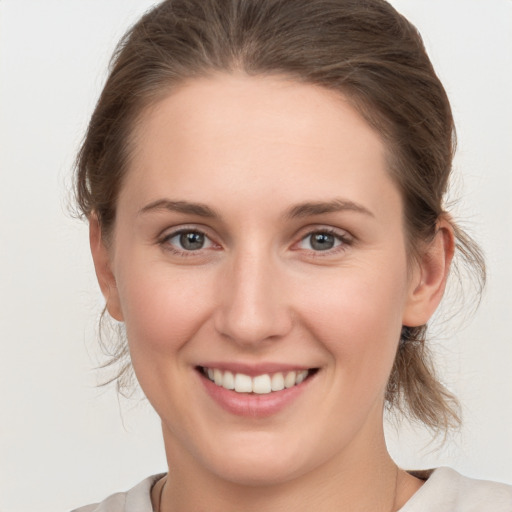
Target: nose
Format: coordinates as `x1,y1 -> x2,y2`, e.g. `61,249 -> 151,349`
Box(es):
213,247 -> 293,348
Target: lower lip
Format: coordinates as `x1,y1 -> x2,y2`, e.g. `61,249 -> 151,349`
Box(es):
198,370 -> 315,418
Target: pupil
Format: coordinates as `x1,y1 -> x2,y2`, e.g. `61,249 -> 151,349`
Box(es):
180,232 -> 204,250
311,233 -> 334,251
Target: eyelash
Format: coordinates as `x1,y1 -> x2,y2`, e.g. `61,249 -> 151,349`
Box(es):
158,228 -> 218,257
158,227 -> 352,257
295,228 -> 352,256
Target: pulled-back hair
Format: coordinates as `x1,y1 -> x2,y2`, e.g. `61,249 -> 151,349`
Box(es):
75,0 -> 485,433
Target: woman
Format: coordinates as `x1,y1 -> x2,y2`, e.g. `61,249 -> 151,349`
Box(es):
72,0 -> 512,510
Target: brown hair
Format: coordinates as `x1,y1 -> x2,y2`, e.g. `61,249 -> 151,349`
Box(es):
75,0 -> 485,432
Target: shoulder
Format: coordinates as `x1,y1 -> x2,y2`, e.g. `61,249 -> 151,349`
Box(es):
71,474 -> 164,512
401,467 -> 512,512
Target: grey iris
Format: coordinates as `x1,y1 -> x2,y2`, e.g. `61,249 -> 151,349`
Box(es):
310,233 -> 335,250
180,232 -> 205,250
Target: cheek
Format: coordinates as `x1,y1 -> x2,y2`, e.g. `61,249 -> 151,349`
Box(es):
296,260 -> 408,377
115,259 -> 215,356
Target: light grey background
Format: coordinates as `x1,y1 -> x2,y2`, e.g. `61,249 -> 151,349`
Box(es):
0,1 -> 511,511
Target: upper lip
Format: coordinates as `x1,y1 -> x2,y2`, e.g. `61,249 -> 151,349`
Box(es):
197,362 -> 315,377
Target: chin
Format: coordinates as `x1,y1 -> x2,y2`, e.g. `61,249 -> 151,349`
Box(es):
200,433 -> 318,487
216,457 -> 307,487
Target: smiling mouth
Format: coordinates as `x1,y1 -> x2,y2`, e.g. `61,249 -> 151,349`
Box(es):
198,366 -> 318,394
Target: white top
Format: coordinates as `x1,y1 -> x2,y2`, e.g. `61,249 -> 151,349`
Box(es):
72,467 -> 512,512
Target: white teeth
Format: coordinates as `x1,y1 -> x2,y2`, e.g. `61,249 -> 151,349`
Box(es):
234,373 -> 253,393
223,371 -> 235,390
271,372 -> 285,391
203,367 -> 311,393
253,374 -> 272,394
296,370 -> 308,384
213,368 -> 223,386
284,371 -> 296,388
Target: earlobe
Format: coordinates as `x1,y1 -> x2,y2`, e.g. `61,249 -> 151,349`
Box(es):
89,215 -> 124,322
402,219 -> 455,327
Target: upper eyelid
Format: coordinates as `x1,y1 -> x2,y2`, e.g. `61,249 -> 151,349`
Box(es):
290,225 -> 355,254
158,228 -> 216,256
156,224 -> 353,247
158,225 -> 229,257
293,226 -> 354,252
299,232 -> 350,245
296,225 -> 353,239
158,224 -> 214,240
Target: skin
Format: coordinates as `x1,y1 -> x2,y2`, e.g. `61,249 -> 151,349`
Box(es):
91,74 -> 454,512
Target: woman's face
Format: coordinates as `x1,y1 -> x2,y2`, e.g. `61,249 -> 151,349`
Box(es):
94,74 -> 434,485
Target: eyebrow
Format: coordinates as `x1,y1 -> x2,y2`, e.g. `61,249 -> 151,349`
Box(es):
139,199 -> 220,218
138,197 -> 374,220
286,198 -> 374,219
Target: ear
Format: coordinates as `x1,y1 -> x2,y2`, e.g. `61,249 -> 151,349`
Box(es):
402,218 -> 455,327
89,215 -> 124,321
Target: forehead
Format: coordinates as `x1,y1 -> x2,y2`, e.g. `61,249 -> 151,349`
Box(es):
123,73 -> 400,221
132,73 -> 383,160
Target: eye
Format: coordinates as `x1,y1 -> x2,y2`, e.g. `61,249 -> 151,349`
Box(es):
297,230 -> 348,252
163,230 -> 214,252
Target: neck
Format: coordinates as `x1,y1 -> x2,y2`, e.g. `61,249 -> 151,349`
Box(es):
158,421 -> 422,512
